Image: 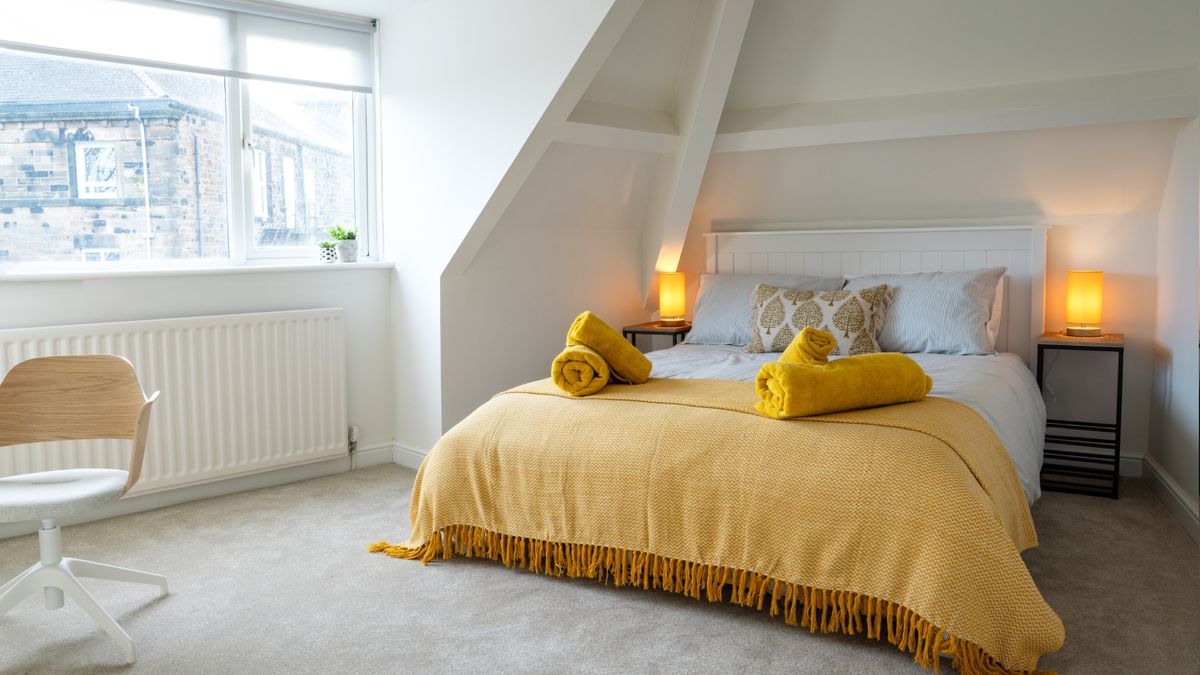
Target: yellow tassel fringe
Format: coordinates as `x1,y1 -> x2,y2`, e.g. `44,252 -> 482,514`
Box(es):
369,526 -> 1052,675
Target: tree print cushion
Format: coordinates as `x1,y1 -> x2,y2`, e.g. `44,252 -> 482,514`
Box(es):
745,284 -> 889,355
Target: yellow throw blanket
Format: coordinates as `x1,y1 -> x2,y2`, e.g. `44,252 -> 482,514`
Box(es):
566,311 -> 651,384
550,345 -> 610,397
372,379 -> 1062,675
756,353 -> 933,419
780,326 -> 838,364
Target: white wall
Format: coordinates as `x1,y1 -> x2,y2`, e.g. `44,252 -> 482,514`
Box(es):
0,268 -> 395,448
678,119 -> 1188,462
727,0 -> 1200,108
1150,118 -> 1199,539
376,0 -> 621,452
441,142 -> 657,428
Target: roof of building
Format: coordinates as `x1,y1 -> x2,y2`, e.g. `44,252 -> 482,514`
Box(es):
0,47 -> 349,151
0,49 -> 162,103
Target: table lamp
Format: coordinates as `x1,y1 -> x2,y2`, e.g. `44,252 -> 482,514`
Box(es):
1065,270 -> 1103,337
658,272 -> 687,326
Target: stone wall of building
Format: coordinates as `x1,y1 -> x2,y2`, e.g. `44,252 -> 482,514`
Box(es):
0,111 -> 230,262
0,103 -> 356,263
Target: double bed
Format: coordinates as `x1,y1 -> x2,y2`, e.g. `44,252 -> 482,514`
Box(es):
377,224 -> 1062,675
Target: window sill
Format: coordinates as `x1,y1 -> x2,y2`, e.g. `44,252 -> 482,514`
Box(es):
0,259 -> 394,283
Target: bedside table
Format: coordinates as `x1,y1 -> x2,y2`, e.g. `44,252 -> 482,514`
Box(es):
1036,332 -> 1124,498
622,321 -> 691,350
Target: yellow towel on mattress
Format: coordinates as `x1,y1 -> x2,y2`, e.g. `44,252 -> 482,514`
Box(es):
780,327 -> 838,364
551,345 -> 610,397
756,353 -> 933,419
566,311 -> 651,384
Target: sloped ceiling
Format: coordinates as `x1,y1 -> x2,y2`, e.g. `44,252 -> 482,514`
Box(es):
727,0 -> 1200,109
579,0 -> 701,114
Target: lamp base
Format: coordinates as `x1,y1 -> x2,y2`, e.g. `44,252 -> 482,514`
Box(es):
659,318 -> 686,327
1065,326 -> 1102,337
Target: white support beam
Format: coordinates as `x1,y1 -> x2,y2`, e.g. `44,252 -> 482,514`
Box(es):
640,0 -> 754,304
713,66 -> 1200,153
444,0 -> 644,275
556,119 -> 678,154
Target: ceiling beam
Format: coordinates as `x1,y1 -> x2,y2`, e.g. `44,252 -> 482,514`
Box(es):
639,0 -> 754,304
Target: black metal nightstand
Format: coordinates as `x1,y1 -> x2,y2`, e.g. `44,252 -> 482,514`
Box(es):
621,322 -> 691,350
1036,332 -> 1124,498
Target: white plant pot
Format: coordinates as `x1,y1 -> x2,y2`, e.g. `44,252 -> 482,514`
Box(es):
319,246 -> 337,263
335,240 -> 358,263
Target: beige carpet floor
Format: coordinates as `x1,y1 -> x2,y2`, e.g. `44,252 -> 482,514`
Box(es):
0,464 -> 1196,674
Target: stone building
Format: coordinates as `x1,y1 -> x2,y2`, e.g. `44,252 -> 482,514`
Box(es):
0,50 -> 353,263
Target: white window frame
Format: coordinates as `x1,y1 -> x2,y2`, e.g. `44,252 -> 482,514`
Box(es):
231,80 -> 374,263
74,141 -> 122,197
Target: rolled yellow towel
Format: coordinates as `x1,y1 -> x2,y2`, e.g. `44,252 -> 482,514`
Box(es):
755,353 -> 933,419
780,327 -> 838,364
566,311 -> 652,384
551,345 -> 611,397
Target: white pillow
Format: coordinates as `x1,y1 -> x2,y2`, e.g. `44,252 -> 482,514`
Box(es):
843,267 -> 1006,355
685,273 -> 845,346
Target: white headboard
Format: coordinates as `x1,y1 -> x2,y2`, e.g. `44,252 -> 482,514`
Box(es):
703,224 -> 1047,367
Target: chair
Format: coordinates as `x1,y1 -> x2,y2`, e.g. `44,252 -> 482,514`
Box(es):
0,355 -> 166,663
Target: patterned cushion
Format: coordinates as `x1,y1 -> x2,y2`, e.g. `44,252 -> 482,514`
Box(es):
746,284 -> 889,355
684,273 -> 846,346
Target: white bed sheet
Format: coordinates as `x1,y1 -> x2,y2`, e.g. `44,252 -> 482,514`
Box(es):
647,345 -> 1045,504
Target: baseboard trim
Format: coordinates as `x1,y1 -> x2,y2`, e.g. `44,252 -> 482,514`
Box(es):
392,443 -> 428,470
1144,455 -> 1200,545
353,443 -> 397,469
1119,455 -> 1144,478
0,443 -> 402,540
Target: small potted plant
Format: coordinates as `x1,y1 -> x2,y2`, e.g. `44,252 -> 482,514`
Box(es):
318,240 -> 337,263
327,223 -> 358,263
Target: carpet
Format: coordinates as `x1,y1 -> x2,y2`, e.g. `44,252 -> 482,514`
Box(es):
0,465 -> 1196,674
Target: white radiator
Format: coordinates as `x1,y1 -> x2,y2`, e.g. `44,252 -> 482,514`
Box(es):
0,308 -> 348,495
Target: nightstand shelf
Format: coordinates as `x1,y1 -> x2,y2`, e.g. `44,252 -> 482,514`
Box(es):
1036,332 -> 1124,499
622,322 -> 691,350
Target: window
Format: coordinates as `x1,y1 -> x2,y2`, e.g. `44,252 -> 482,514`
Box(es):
0,1 -> 376,268
74,143 -> 121,197
247,80 -> 357,252
253,148 -> 269,221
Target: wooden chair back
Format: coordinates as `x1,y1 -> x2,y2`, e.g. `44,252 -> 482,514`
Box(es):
0,355 -> 159,495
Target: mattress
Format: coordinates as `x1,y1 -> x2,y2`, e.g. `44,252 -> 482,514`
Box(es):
647,344 -> 1045,504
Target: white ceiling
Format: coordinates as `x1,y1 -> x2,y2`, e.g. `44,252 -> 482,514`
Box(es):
579,0 -> 702,113
726,0 -> 1200,109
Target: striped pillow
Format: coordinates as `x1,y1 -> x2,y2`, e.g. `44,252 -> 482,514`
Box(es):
844,267 -> 1005,355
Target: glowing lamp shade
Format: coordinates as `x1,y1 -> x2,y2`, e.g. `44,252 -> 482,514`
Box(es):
658,272 -> 687,326
1065,270 -> 1103,337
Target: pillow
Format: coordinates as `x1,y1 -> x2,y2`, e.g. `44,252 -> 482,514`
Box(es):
746,283 -> 889,355
685,273 -> 845,346
843,267 -> 1006,355
986,277 -> 1005,352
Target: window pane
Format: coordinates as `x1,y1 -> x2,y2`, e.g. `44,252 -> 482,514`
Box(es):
0,47 -> 229,263
247,80 -> 355,249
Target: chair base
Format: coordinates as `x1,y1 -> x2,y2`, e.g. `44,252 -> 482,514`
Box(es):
0,522 -> 167,664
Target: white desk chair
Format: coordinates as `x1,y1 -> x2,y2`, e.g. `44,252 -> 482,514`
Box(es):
0,355 -> 166,663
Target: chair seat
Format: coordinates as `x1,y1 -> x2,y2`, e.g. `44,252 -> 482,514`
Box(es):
0,469 -> 127,524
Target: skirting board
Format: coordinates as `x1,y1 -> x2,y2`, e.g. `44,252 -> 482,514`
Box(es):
0,444 -> 396,540
392,444 -> 429,470
1119,455 -> 1144,478
1144,455 -> 1200,545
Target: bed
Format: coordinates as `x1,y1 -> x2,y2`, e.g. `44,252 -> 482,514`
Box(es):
377,224 -> 1062,675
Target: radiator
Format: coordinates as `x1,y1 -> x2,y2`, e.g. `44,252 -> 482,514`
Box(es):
0,308 -> 348,495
